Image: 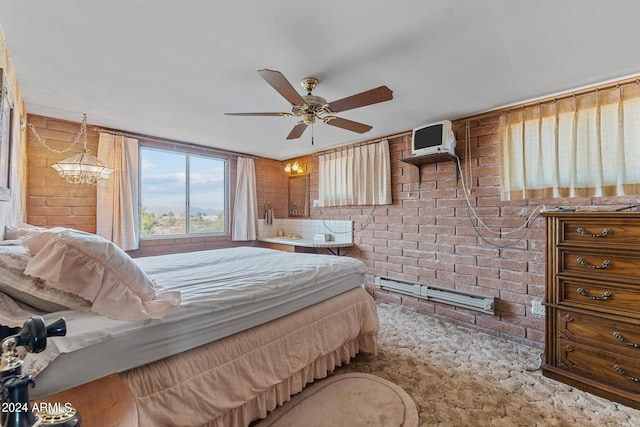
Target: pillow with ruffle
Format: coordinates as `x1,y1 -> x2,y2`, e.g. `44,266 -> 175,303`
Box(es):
4,223 -> 48,240
21,226 -> 78,255
24,230 -> 181,321
0,243 -> 91,312
4,223 -> 61,240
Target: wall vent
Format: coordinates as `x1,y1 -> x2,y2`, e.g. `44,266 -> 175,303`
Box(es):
374,276 -> 495,314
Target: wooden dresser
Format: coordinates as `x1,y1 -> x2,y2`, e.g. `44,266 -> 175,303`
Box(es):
543,212 -> 640,409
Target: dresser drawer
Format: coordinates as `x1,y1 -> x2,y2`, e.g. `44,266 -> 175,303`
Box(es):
556,310 -> 640,356
558,249 -> 640,282
558,339 -> 640,394
558,278 -> 640,317
545,213 -> 640,408
558,217 -> 640,247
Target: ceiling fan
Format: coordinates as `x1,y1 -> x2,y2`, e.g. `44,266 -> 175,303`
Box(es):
225,69 -> 393,140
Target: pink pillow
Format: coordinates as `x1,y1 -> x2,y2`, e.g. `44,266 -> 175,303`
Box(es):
24,230 -> 181,321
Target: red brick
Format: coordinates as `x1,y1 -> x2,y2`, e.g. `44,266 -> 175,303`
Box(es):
24,111 -> 637,350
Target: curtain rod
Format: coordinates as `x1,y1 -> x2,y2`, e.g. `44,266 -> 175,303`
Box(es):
94,127 -> 256,159
311,130 -> 410,157
454,74 -> 640,123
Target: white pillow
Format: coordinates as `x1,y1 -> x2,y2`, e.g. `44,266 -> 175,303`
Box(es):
24,230 -> 181,321
0,244 -> 91,312
4,223 -> 49,240
22,226 -> 81,255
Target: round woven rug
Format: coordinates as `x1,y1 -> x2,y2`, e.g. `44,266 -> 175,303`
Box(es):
258,373 -> 419,427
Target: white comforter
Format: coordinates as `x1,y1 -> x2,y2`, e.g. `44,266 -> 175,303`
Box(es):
18,247 -> 366,396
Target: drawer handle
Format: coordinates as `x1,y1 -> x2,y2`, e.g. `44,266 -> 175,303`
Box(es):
614,365 -> 640,382
576,227 -> 612,238
576,257 -> 612,269
576,287 -> 613,300
613,332 -> 640,348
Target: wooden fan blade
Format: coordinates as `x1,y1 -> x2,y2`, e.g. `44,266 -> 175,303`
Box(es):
324,117 -> 372,134
328,86 -> 393,113
257,69 -> 306,106
286,122 -> 308,139
224,112 -> 290,117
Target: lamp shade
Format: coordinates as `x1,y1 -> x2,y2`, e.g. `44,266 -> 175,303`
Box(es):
52,150 -> 115,185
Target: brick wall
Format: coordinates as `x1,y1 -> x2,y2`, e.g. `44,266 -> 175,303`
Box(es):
255,156 -> 289,220
26,115 -> 99,232
25,113 -> 290,255
305,117 -> 640,349
26,112 -> 640,348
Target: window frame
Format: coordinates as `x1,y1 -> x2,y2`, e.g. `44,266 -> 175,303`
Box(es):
138,142 -> 229,239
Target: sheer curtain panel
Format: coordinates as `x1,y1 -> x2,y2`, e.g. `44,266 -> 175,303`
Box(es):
232,157 -> 258,241
319,140 -> 392,206
97,133 -> 140,250
500,84 -> 640,200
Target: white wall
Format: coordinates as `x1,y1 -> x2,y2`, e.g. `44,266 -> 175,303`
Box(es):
0,26 -> 28,235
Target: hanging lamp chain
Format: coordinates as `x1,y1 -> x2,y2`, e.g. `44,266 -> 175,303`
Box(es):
28,113 -> 89,154
27,113 -> 114,185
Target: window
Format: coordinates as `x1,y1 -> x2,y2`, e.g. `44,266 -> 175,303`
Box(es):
318,140 -> 392,206
140,146 -> 227,237
500,83 -> 640,200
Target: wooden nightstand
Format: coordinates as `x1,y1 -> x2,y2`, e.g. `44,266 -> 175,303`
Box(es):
34,374 -> 138,426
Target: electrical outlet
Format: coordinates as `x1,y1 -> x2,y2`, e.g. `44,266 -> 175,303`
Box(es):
531,300 -> 545,316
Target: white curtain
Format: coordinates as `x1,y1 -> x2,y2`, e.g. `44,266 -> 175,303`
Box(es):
318,139 -> 392,206
97,132 -> 140,250
232,157 -> 258,241
500,84 -> 640,200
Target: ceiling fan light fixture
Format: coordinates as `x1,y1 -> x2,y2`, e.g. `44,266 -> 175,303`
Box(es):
302,112 -> 316,125
224,69 -> 393,142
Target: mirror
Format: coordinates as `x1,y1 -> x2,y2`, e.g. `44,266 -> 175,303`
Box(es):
288,174 -> 309,217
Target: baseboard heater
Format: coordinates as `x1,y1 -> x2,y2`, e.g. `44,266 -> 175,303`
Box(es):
374,276 -> 495,314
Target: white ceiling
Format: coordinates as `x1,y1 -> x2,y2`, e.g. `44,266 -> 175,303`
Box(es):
2,1 -> 640,160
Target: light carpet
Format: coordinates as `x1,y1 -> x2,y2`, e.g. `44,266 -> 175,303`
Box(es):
330,303 -> 640,427
257,372 -> 418,427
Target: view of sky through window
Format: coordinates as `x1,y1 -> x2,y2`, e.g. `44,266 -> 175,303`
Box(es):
140,147 -> 226,236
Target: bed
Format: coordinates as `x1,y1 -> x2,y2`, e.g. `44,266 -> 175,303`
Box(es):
0,226 -> 378,427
